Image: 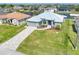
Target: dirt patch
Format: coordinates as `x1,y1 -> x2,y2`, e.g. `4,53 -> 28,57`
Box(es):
47,28 -> 61,32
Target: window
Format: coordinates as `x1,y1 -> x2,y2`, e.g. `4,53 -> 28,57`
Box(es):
42,18 -> 46,24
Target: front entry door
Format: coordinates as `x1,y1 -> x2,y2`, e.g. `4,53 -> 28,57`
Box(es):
48,20 -> 51,25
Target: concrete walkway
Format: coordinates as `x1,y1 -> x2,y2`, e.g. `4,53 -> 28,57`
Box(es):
0,26 -> 37,52
0,48 -> 23,55
37,25 -> 51,30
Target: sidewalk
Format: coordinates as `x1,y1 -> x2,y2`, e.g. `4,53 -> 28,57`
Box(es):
0,48 -> 23,55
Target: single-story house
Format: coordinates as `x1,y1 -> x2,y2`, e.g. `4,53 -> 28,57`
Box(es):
58,8 -> 70,11
70,14 -> 79,17
27,11 -> 66,27
13,6 -> 23,10
70,14 -> 79,21
44,8 -> 57,13
0,12 -> 31,25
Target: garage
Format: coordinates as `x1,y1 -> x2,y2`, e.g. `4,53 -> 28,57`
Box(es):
27,16 -> 42,27
27,21 -> 40,27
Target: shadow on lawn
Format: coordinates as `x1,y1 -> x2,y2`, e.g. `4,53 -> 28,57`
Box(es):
72,24 -> 77,33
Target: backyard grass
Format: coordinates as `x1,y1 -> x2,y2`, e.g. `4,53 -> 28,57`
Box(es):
0,24 -> 25,43
17,19 -> 78,55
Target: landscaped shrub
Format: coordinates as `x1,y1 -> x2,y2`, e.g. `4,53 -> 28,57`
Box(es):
55,24 -> 61,30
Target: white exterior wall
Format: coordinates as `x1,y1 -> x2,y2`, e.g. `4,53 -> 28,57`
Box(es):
12,19 -> 19,25
54,22 -> 61,27
27,22 -> 40,27
19,19 -> 26,25
51,21 -> 54,26
0,19 -> 2,24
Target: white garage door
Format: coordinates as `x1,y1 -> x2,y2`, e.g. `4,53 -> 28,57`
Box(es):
27,22 -> 39,27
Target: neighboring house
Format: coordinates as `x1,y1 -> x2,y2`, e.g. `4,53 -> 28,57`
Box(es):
13,6 -> 23,10
0,12 -> 31,25
38,7 -> 57,13
0,8 -> 13,13
27,11 -> 66,27
58,7 -> 70,12
70,14 -> 79,32
44,8 -> 57,13
70,14 -> 79,17
70,14 -> 79,21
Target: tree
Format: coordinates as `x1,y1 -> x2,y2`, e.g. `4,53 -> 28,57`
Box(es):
74,5 -> 79,11
5,4 -> 14,8
0,4 -> 6,8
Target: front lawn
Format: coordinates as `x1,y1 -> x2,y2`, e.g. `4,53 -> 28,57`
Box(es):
17,19 -> 77,55
17,30 -> 65,54
0,24 -> 25,43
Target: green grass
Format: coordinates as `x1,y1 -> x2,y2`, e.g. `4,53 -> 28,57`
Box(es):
70,10 -> 79,14
17,30 -> 65,55
0,24 -> 25,43
17,19 -> 78,55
